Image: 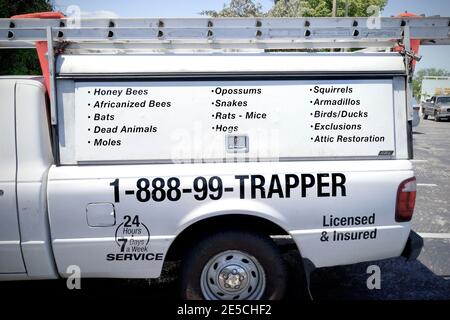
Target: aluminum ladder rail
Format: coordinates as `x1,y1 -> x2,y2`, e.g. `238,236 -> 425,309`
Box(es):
0,16 -> 449,138
0,17 -> 449,51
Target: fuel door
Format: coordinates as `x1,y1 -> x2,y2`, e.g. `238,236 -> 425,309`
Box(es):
86,203 -> 116,227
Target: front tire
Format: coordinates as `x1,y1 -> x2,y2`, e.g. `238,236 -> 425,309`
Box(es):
435,112 -> 441,122
180,230 -> 287,300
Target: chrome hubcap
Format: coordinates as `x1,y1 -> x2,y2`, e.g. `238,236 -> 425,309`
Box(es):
200,250 -> 265,300
218,265 -> 247,291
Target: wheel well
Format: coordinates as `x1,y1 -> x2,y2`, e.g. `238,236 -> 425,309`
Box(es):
165,214 -> 291,261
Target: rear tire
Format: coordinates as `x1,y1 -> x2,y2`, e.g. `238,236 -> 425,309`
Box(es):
423,113 -> 428,120
180,230 -> 287,300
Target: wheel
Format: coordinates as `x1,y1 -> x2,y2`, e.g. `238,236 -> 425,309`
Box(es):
434,112 -> 440,122
423,113 -> 428,120
180,230 -> 287,300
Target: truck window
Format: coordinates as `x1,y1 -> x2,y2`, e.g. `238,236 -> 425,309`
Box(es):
436,96 -> 450,104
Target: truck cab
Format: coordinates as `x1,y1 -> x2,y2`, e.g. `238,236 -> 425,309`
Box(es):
0,77 -> 57,279
422,95 -> 450,121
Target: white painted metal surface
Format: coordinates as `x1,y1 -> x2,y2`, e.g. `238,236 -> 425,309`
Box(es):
56,53 -> 405,75
56,54 -> 408,165
72,79 -> 395,162
0,78 -> 58,279
0,79 -> 25,274
47,160 -> 413,276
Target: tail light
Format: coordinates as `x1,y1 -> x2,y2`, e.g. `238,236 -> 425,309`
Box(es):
395,177 -> 417,222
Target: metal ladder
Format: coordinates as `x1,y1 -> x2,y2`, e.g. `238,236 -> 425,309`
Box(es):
0,17 -> 449,50
0,16 -> 449,130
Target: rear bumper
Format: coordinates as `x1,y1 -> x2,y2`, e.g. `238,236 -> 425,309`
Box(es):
401,230 -> 423,260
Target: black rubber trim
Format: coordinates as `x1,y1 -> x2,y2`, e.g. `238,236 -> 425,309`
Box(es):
56,72 -> 405,81
401,230 -> 424,261
407,120 -> 414,159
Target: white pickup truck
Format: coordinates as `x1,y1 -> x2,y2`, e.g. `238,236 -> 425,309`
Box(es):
0,15 -> 433,300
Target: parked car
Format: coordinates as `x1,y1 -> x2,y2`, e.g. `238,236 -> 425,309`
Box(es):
422,95 -> 450,121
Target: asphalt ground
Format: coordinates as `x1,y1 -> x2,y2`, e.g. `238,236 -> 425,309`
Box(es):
1,117 -> 449,301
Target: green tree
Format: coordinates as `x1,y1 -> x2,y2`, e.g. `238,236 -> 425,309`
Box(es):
413,68 -> 450,100
268,0 -> 388,17
201,0 -> 388,18
0,0 -> 53,75
200,0 -> 263,17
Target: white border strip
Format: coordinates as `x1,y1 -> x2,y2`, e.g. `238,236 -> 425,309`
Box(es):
419,232 -> 450,239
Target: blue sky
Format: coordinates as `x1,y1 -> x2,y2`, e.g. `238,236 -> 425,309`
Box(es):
52,0 -> 450,72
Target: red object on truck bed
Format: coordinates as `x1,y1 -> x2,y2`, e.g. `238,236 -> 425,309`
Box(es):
10,12 -> 64,92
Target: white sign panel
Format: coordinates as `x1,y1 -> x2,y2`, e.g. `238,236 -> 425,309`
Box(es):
74,79 -> 395,162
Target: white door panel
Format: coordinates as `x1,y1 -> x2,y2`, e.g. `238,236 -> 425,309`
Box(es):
0,80 -> 25,274
48,160 -> 413,276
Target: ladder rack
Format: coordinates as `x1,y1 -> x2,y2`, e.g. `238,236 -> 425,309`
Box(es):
0,17 -> 449,50
1,15 -> 448,144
